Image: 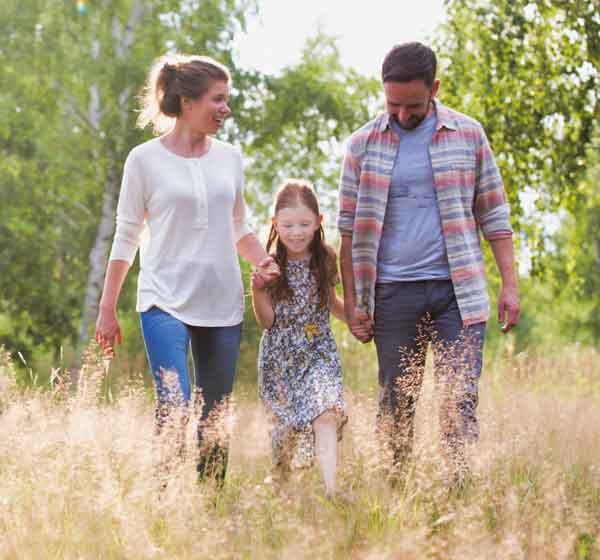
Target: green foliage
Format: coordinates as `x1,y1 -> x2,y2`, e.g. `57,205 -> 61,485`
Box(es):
437,0 -> 600,346
0,0 -> 256,361
2,0 -> 599,369
437,0 -> 598,209
536,156 -> 600,341
0,0 -> 380,369
436,0 -> 599,270
237,34 -> 379,218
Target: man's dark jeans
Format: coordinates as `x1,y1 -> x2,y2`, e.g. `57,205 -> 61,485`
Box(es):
373,279 -> 486,476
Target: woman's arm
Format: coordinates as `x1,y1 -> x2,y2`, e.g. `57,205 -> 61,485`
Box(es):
251,273 -> 275,329
96,259 -> 130,353
96,151 -> 146,354
233,160 -> 279,280
238,233 -> 280,284
237,233 -> 269,267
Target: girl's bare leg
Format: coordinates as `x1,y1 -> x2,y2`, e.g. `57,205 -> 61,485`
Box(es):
313,410 -> 338,497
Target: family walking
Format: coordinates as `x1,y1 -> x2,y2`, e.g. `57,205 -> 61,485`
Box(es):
95,42 -> 520,497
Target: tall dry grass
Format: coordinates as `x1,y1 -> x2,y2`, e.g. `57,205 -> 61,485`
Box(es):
1,342 -> 599,559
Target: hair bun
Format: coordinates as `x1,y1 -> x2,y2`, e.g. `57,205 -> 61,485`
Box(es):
162,62 -> 177,76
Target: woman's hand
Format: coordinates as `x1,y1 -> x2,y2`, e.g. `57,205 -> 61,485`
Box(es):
95,306 -> 122,356
254,256 -> 280,287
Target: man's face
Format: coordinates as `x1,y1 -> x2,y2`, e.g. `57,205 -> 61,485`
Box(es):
383,79 -> 440,130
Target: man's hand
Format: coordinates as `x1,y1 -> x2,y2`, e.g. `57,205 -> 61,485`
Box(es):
498,285 -> 520,333
346,304 -> 374,343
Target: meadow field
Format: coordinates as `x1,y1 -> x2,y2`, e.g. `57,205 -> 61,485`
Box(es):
2,0 -> 598,558
1,335 -> 599,559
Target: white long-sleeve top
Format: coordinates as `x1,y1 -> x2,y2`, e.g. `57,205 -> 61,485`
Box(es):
108,136 -> 252,326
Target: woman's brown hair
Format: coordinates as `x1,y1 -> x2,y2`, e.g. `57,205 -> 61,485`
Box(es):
137,53 -> 231,134
266,179 -> 337,307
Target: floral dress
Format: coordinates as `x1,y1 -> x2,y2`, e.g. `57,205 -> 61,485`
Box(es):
258,257 -> 346,469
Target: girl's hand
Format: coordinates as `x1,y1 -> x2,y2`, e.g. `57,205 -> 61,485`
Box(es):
351,323 -> 372,342
251,271 -> 267,291
346,305 -> 374,343
255,256 -> 280,286
95,307 -> 122,356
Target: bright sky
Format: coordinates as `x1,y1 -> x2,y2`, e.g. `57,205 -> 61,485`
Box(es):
234,2 -> 542,275
233,0 -> 447,77
232,0 -> 447,237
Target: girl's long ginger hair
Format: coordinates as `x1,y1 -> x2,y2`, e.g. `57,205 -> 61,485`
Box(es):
266,180 -> 337,307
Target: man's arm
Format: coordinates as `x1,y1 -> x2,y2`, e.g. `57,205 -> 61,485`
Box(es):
340,235 -> 373,342
489,237 -> 520,332
337,137 -> 373,342
474,126 -> 520,332
339,235 -> 358,311
474,127 -> 513,240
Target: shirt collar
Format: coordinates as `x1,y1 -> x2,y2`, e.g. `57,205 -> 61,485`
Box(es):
378,98 -> 458,133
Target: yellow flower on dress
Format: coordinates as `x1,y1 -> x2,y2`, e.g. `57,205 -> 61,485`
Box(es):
304,323 -> 319,340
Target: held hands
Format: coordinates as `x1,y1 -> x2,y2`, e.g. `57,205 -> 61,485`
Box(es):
498,284 -> 520,333
251,256 -> 280,291
95,307 -> 122,356
346,303 -> 374,343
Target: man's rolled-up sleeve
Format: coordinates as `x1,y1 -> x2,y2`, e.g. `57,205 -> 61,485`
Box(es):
474,128 -> 513,241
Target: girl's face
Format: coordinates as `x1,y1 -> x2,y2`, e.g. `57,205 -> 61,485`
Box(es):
274,203 -> 322,260
181,79 -> 231,135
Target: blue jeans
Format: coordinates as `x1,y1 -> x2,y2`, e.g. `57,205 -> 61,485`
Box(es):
140,306 -> 242,481
374,280 -> 486,474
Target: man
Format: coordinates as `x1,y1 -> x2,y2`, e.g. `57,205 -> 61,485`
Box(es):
338,42 -> 520,484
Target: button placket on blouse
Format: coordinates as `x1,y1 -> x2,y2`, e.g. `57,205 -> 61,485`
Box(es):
186,159 -> 209,229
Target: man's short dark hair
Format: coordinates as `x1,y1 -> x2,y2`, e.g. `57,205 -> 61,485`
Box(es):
381,42 -> 437,87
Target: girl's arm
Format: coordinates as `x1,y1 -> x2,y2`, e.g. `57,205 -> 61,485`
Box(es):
326,247 -> 346,323
329,286 -> 346,323
251,273 -> 275,329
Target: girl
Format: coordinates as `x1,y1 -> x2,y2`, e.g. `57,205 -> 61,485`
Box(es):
95,53 -> 278,485
252,179 -> 359,499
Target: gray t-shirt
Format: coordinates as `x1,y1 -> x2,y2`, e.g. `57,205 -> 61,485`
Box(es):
377,110 -> 451,282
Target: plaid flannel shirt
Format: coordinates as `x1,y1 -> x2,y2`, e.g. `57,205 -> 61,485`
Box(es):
337,99 -> 513,326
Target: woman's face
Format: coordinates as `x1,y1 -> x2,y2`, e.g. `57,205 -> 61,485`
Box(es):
182,79 -> 231,135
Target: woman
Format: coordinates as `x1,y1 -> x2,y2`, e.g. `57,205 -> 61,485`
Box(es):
95,53 -> 278,484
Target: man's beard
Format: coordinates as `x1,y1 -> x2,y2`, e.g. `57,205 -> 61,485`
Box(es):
396,96 -> 433,130
398,113 -> 427,130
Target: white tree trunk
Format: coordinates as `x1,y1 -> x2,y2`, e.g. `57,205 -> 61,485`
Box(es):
75,162 -> 118,366
73,0 -> 148,377
73,77 -> 106,377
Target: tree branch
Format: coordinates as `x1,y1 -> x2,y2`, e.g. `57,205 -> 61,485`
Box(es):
52,80 -> 100,133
